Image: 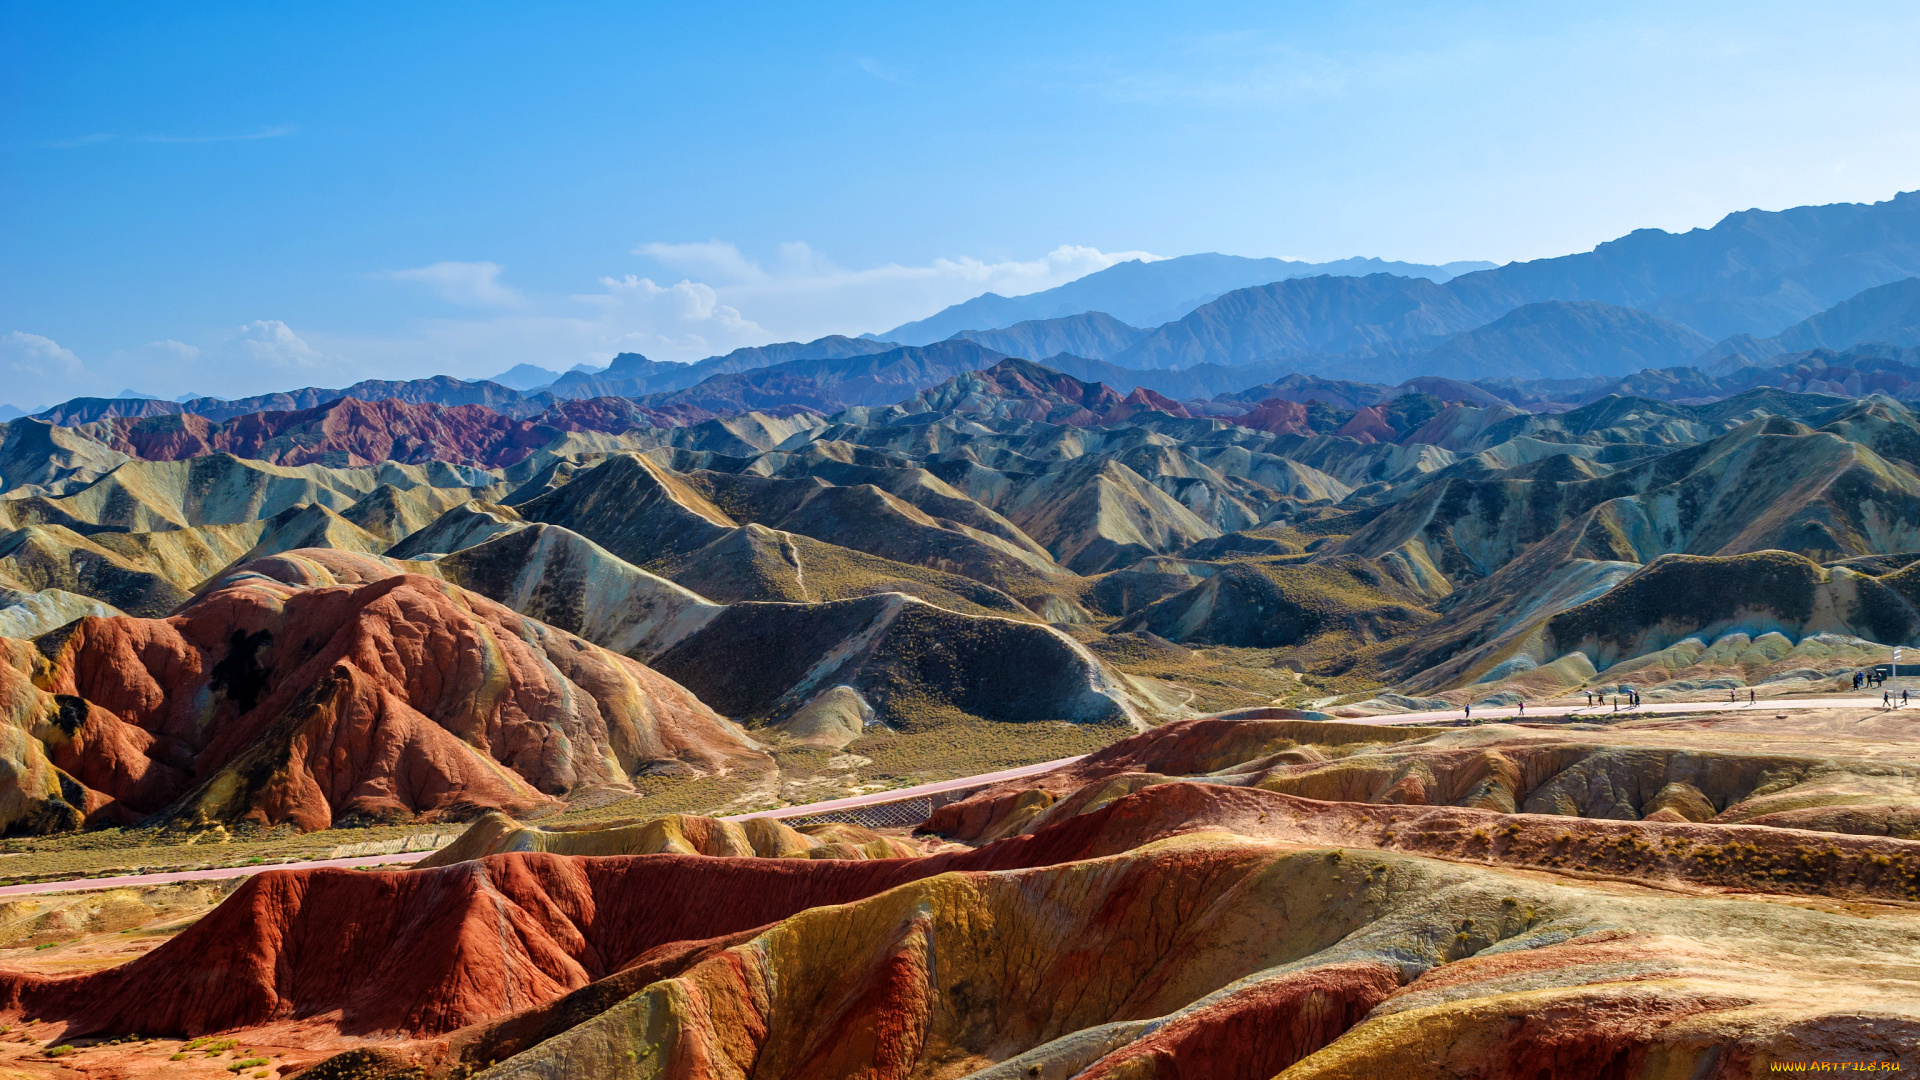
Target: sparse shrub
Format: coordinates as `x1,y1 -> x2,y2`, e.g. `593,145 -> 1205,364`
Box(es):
45,1045 -> 73,1057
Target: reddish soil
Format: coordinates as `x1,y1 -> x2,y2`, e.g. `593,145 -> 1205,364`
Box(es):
6,777 -> 1918,1043
90,396 -> 686,469
30,569 -> 762,831
1231,398 -> 1318,436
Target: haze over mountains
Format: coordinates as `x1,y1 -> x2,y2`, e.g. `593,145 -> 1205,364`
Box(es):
460,189 -> 1920,408
8,189 -> 1920,1073
11,191 -> 1920,424
876,252 -> 1501,344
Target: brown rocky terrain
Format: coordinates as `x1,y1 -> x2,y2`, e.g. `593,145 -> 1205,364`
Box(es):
0,713 -> 1916,1076
0,562 -> 766,835
10,355 -> 1920,1075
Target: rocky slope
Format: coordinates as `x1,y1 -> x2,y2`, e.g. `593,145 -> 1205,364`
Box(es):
0,560 -> 766,834
3,717 -> 1916,1074
8,346 -> 1920,1075
20,357 -> 1920,838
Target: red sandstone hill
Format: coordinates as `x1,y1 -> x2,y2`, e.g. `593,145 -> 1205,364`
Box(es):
81,396 -> 685,470
4,775 -> 1917,1074
5,564 -> 765,833
1229,397 -> 1400,439
897,359 -> 1194,427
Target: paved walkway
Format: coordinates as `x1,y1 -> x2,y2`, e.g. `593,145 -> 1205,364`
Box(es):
719,755 -> 1084,822
0,756 -> 1091,897
0,852 -> 447,898
1337,693 -> 1912,727
9,695 -> 1904,897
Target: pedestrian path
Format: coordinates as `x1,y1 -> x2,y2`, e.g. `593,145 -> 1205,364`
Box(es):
0,757 -> 1088,896
1340,693 -> 1912,727
7,697 -> 1897,896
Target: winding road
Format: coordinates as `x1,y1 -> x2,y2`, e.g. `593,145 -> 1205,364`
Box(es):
3,693 -> 1899,897
0,756 -> 1087,898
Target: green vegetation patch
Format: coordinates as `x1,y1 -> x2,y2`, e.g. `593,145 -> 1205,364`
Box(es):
846,715 -> 1129,787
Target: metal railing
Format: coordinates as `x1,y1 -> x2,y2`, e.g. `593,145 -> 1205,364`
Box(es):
772,787 -> 980,831
782,796 -> 937,830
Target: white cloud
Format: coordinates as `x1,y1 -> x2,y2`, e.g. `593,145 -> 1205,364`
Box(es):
229,320 -> 328,370
321,275 -> 775,375
2,331 -> 83,375
382,261 -> 523,307
50,125 -> 297,149
623,241 -> 1165,348
145,339 -> 200,361
591,275 -> 765,346
0,331 -> 99,410
857,57 -> 906,83
635,242 -> 766,285
139,124 -> 296,144
10,243 -> 1163,404
336,243 -> 1165,375
0,323 -> 386,409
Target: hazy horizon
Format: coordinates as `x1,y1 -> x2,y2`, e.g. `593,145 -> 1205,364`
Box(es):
6,1 -> 1920,407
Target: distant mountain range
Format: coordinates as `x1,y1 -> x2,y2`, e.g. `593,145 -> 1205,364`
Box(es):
534,335 -> 901,400
625,340 -> 1014,419
27,288 -> 1920,436
1449,192 -> 1920,340
878,253 -> 1499,345
1263,300 -> 1717,384
19,191 -> 1920,431
1703,277 -> 1920,369
949,312 -> 1149,361
34,375 -> 541,426
871,190 -> 1920,377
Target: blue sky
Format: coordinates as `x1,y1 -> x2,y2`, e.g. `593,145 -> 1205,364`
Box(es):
4,1 -> 1920,408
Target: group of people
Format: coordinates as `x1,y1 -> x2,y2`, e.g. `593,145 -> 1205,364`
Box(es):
1452,669 -> 1915,720
1580,689 -> 1640,709
1850,667 -> 1910,706
1853,668 -> 1888,691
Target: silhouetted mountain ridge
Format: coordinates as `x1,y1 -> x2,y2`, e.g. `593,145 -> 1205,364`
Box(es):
879,253 -> 1499,344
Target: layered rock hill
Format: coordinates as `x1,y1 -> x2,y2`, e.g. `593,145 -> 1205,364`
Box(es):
239,543 -> 1140,743
414,810 -> 922,866
24,360 -> 1920,719
10,195 -> 1920,1075
4,717 -> 1917,1074
25,357 -> 1920,837
926,717 -> 1920,844
73,397 -> 693,470
0,561 -> 766,834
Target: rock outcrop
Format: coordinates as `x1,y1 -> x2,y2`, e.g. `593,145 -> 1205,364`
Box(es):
4,776 -> 1915,1072
1,561 -> 766,832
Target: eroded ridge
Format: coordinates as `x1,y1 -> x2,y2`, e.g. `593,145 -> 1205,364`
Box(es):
0,715 -> 1914,1077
